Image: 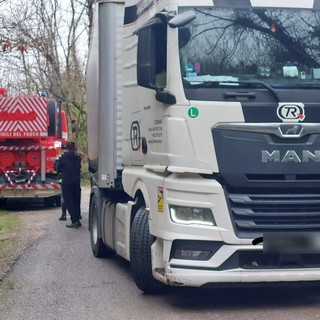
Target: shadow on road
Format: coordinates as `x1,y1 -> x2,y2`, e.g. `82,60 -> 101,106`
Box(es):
163,284 -> 320,310
0,198 -> 59,212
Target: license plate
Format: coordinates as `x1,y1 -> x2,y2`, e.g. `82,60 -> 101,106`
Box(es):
263,232 -> 320,254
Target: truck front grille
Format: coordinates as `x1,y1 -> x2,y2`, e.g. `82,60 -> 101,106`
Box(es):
228,193 -> 320,238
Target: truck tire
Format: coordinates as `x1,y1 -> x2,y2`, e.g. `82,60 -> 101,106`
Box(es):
44,196 -> 56,207
130,206 -> 167,294
43,196 -> 61,207
89,193 -> 114,258
47,99 -> 57,136
0,198 -> 7,207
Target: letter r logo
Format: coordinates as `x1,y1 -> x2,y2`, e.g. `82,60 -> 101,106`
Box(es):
277,103 -> 305,123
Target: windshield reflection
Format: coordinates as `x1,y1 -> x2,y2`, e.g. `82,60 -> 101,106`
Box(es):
179,7 -> 320,88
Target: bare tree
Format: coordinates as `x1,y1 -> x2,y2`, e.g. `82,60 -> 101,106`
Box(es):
0,0 -> 89,152
86,0 -> 95,38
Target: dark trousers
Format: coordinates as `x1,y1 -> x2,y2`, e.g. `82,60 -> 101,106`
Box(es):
62,183 -> 81,223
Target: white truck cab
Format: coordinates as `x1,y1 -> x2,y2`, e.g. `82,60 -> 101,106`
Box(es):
87,0 -> 320,293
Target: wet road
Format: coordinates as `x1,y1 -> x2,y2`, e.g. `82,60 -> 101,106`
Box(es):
1,189 -> 320,319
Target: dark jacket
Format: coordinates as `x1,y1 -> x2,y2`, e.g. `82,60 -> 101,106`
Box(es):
55,151 -> 81,184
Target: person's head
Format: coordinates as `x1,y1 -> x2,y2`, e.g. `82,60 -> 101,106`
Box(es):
66,141 -> 76,152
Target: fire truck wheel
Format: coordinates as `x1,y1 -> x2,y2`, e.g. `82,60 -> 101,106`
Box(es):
0,198 -> 7,206
130,206 -> 167,294
44,197 -> 55,207
89,194 -> 114,258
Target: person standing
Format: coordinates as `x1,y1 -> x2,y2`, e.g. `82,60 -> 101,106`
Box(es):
55,141 -> 82,228
58,180 -> 67,221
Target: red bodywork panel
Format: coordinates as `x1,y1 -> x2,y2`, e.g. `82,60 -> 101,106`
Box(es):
0,96 -> 68,192
0,96 -> 48,138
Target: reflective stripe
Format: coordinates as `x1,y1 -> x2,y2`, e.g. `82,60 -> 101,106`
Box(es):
0,183 -> 60,190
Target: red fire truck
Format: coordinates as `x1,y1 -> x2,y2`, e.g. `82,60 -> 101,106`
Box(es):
0,88 -> 68,206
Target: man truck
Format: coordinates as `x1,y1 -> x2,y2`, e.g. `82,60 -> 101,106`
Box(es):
0,88 -> 68,206
87,0 -> 320,293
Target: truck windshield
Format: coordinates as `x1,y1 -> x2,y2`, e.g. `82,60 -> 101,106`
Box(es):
179,7 -> 320,99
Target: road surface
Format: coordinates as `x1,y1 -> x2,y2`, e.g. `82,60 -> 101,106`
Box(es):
1,189 -> 320,319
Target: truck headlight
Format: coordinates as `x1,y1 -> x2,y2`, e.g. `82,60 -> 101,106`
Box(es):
169,206 -> 216,226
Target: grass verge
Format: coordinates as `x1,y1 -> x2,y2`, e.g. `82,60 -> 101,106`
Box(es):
0,212 -> 21,280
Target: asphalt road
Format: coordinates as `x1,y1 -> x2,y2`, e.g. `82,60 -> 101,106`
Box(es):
1,189 -> 320,319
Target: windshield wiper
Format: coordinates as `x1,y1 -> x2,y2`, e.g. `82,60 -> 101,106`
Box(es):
184,77 -> 280,102
220,80 -> 280,102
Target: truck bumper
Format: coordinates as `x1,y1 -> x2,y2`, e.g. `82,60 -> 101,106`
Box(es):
153,241 -> 320,286
161,266 -> 320,287
0,186 -> 61,198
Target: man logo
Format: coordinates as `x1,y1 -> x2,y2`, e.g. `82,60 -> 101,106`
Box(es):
278,124 -> 303,138
277,103 -> 305,123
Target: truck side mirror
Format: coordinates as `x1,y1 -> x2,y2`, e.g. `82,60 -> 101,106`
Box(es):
136,15 -> 176,105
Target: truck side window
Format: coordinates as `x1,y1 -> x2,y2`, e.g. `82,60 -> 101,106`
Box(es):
137,18 -> 167,89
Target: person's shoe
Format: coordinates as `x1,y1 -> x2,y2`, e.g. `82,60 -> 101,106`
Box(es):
66,221 -> 82,228
58,215 -> 66,221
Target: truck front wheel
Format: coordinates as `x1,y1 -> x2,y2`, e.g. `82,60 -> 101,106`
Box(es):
130,206 -> 166,294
